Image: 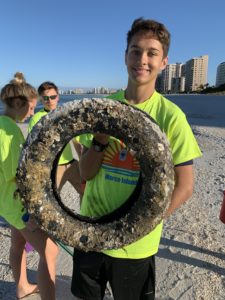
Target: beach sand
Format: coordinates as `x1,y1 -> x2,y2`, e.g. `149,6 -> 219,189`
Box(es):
1,116 -> 225,299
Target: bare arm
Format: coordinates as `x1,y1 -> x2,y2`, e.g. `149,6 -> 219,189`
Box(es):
164,164 -> 194,218
79,133 -> 109,180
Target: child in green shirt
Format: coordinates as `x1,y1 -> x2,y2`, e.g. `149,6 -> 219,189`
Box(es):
0,72 -> 58,299
71,18 -> 202,300
28,81 -> 82,194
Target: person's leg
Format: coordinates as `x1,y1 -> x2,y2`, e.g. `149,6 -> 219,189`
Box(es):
20,227 -> 58,300
10,227 -> 38,299
71,249 -> 107,300
141,256 -> 155,300
57,161 -> 82,195
67,160 -> 83,195
107,255 -> 155,300
56,164 -> 67,191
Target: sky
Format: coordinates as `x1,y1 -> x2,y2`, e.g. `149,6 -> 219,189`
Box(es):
0,0 -> 224,89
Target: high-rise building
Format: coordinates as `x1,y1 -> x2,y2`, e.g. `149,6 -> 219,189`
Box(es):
171,76 -> 185,93
161,64 -> 176,93
161,63 -> 183,93
185,55 -> 208,92
216,62 -> 225,87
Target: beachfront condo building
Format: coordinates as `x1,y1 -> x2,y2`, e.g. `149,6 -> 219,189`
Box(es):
185,55 -> 208,92
171,76 -> 185,93
160,63 -> 185,93
161,64 -> 177,93
157,55 -> 208,94
216,62 -> 225,87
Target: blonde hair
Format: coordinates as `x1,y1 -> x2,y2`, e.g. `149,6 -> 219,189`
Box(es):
0,72 -> 37,107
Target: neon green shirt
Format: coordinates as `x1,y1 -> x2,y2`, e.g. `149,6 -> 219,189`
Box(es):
0,116 -> 26,229
28,108 -> 74,165
80,91 -> 202,258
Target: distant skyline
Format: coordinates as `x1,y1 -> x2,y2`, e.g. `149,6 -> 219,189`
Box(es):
0,0 -> 224,89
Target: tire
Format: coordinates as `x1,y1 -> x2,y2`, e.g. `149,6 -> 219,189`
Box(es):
16,98 -> 174,251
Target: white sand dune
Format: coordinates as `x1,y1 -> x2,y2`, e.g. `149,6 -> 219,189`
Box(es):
1,99 -> 225,299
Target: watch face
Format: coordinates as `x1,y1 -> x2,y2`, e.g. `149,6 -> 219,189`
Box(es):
93,144 -> 102,152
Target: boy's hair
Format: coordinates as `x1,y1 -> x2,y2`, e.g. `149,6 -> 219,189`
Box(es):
38,81 -> 58,95
126,18 -> 171,58
0,72 -> 37,107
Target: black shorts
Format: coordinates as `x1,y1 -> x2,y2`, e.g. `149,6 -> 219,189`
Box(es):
71,249 -> 155,300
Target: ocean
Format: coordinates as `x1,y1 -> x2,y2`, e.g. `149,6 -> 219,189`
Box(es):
166,94 -> 225,127
0,93 -> 225,128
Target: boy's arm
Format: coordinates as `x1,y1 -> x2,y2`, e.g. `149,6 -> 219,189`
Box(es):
79,133 -> 109,180
164,164 -> 194,217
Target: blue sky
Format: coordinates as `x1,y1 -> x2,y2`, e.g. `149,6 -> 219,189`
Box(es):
0,0 -> 224,89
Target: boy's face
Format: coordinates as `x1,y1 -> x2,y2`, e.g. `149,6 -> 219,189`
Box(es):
41,88 -> 59,111
125,32 -> 168,87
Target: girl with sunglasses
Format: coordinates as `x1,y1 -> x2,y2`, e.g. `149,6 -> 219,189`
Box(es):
0,73 -> 58,300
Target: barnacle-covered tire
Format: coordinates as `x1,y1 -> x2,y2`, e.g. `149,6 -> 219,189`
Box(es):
16,98 -> 174,251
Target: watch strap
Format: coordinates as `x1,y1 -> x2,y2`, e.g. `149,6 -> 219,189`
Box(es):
92,138 -> 109,152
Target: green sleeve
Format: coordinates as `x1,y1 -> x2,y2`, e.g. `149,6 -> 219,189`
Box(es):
79,133 -> 93,148
167,114 -> 202,165
28,117 -> 37,133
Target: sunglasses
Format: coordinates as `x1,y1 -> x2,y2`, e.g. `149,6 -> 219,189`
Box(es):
42,95 -> 58,101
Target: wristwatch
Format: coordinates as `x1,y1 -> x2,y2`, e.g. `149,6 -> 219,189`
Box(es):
92,138 -> 109,152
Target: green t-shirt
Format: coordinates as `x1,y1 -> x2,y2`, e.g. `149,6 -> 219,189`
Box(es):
28,108 -> 74,165
80,91 -> 202,258
0,116 -> 26,229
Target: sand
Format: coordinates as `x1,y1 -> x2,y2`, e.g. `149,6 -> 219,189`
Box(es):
1,107 -> 225,299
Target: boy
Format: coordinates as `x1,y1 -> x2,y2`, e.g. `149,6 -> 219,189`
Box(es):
71,18 -> 202,300
28,81 -> 82,193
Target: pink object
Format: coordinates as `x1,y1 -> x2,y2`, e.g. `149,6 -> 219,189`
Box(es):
25,242 -> 34,252
219,190 -> 225,224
